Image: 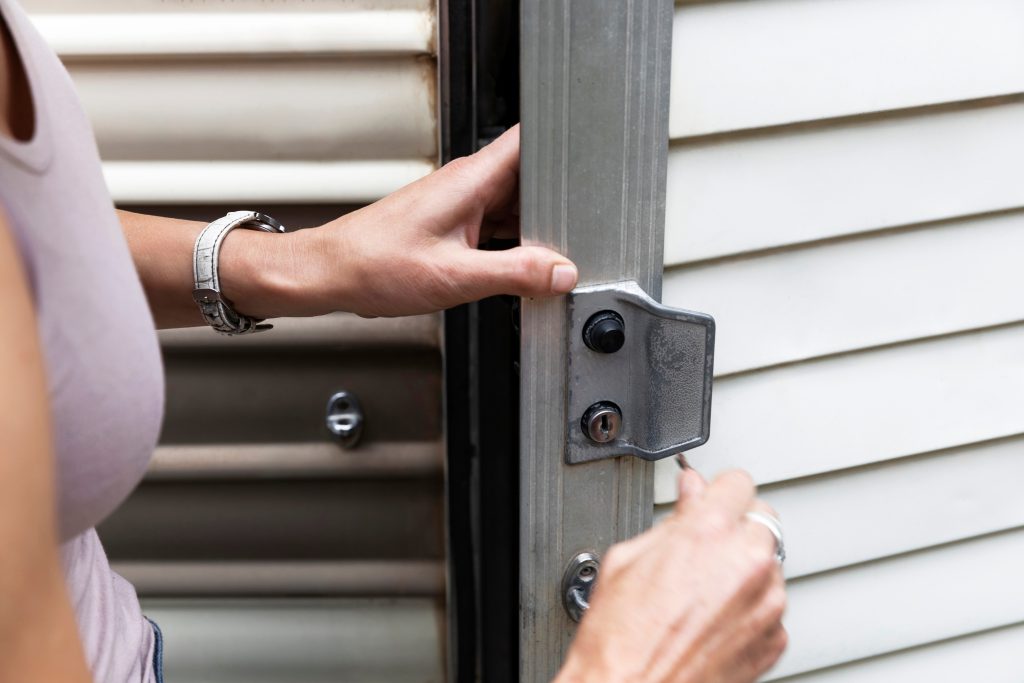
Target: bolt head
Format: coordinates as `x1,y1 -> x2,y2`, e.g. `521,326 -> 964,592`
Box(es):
583,310 -> 626,353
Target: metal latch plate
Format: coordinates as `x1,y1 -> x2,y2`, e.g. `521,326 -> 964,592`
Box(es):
566,281 -> 715,464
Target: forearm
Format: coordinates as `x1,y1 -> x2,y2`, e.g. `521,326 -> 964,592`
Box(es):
119,210 -> 328,329
118,128 -> 578,326
1,563 -> 93,683
0,211 -> 91,683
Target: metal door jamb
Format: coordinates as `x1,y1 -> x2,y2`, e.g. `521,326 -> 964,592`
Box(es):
519,0 -> 675,679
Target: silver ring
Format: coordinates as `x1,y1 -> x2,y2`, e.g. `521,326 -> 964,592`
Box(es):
745,511 -> 785,564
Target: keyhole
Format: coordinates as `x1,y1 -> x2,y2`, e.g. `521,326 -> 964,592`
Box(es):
581,401 -> 622,443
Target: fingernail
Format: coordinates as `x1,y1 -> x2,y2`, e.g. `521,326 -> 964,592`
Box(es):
550,264 -> 578,293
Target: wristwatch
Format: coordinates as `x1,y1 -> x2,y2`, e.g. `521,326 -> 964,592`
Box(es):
192,210 -> 286,335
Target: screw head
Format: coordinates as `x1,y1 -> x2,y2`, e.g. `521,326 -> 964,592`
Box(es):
581,401 -> 623,443
326,391 -> 364,449
583,310 -> 625,353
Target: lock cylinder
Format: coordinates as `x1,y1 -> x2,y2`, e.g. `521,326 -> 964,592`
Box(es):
581,401 -> 623,443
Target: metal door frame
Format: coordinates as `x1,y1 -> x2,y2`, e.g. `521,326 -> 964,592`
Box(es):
442,1 -> 674,679
518,1 -> 675,679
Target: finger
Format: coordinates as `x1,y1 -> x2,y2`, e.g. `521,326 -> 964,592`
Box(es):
750,578 -> 787,632
600,534 -> 649,572
754,625 -> 789,677
443,125 -> 521,213
674,467 -> 708,514
475,123 -> 520,164
704,469 -> 757,520
735,624 -> 788,682
459,246 -> 578,299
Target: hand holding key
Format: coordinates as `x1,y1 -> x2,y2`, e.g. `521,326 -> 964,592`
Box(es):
555,469 -> 788,683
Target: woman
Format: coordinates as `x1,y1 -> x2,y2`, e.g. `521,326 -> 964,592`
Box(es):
0,1 -> 786,681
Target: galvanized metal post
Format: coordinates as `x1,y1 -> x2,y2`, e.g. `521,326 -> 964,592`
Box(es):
519,0 -> 675,680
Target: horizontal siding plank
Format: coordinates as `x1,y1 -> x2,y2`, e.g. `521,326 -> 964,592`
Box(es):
670,0 -> 1024,139
664,102 -> 1024,264
159,313 -> 440,351
655,324 -> 1024,493
657,436 -> 1024,578
26,0 -> 431,12
73,60 -> 435,161
773,623 -> 1024,683
162,347 -> 439,445
104,160 -> 434,204
765,528 -> 1024,679
32,12 -> 433,57
148,441 -> 443,481
664,211 -> 1024,375
119,560 -> 443,597
141,598 -> 443,683
100,478 -> 442,561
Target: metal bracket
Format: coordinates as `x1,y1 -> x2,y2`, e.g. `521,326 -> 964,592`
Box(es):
562,552 -> 600,623
566,281 -> 715,464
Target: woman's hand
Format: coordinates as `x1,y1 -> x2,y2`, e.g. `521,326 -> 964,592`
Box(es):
556,469 -> 788,683
277,124 -> 578,318
125,125 -> 576,327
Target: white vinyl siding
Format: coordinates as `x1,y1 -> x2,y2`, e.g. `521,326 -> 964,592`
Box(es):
659,0 -> 1024,679
669,0 -> 1024,138
664,104 -> 1024,265
775,623 -> 1024,683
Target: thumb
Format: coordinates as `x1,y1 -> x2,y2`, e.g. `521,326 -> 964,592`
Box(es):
675,467 -> 708,514
461,246 -> 578,300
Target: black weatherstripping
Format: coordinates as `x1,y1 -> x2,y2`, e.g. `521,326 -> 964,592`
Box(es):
441,0 -> 521,679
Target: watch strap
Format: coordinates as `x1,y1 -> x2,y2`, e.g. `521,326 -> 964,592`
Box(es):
192,211 -> 285,335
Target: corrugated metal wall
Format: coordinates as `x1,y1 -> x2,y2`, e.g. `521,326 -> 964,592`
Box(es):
657,0 -> 1024,680
23,2 -> 445,681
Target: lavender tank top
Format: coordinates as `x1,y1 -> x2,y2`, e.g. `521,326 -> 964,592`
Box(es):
0,2 -> 165,681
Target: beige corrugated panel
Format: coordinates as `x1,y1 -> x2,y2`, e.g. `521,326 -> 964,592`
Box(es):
106,312 -> 445,683
21,2 -> 443,680
26,0 -> 437,204
660,0 -> 1024,680
119,312 -> 444,682
25,1 -> 431,11
139,599 -> 444,683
